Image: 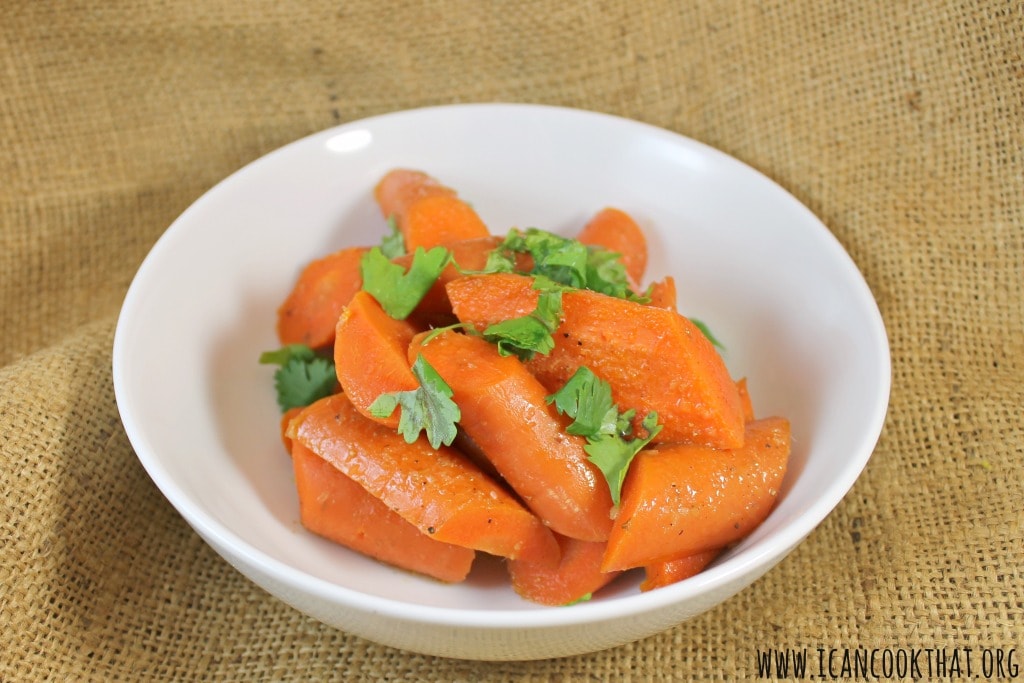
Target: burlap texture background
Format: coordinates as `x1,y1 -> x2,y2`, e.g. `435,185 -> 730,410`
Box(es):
2,1 -> 1021,680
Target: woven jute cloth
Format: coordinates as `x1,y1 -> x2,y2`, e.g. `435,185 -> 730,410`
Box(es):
3,1 -> 1021,680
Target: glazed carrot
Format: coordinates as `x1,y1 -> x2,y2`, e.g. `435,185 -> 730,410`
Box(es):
374,169 -> 489,251
280,406 -> 304,455
508,534 -> 621,606
601,417 -> 791,572
412,329 -> 614,542
576,207 -> 648,284
640,548 -> 721,592
333,290 -> 420,429
276,246 -> 368,348
736,377 -> 755,421
645,275 -> 677,311
292,442 -> 475,583
375,169 -> 456,233
293,393 -> 560,565
446,273 -> 746,448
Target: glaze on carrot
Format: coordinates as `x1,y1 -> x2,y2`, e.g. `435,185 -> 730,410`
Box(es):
412,329 -> 614,542
293,393 -> 560,565
576,207 -> 648,284
446,273 -> 746,448
276,246 -> 368,348
333,290 -> 421,429
736,377 -> 755,421
640,548 -> 721,592
601,417 -> 791,572
508,534 -> 621,606
292,442 -> 475,583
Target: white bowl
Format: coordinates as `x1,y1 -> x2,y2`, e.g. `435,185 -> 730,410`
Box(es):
113,103 -> 890,661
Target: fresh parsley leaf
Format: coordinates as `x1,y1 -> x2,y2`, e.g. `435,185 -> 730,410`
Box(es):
259,344 -> 336,412
481,278 -> 565,361
360,245 -> 450,319
367,354 -> 461,449
564,592 -> 592,606
546,366 -> 662,505
690,318 -> 725,350
379,215 -> 406,258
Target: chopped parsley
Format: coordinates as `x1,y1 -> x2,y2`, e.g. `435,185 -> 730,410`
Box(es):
259,344 -> 337,412
368,354 -> 461,449
480,276 -> 566,361
547,366 -> 662,505
691,317 -> 725,350
360,245 -> 450,319
379,215 -> 406,258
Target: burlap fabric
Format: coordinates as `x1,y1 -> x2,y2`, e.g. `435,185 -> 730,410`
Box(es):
3,1 -> 1021,680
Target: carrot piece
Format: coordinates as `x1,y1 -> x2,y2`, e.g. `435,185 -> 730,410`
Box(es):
601,417 -> 791,572
508,534 -> 622,606
403,194 -> 490,251
333,290 -> 421,429
640,548 -> 721,592
276,246 -> 368,348
280,406 -> 304,455
374,169 -> 489,252
293,393 -> 560,565
411,330 -> 614,542
576,207 -> 648,284
375,169 -> 456,231
446,273 -> 746,448
645,275 -> 677,311
292,442 -> 475,583
736,377 -> 755,421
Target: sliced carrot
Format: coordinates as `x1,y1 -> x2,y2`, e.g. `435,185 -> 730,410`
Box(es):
736,377 -> 755,421
276,246 -> 368,348
640,548 -> 721,592
576,207 -> 648,284
508,534 -> 621,606
374,169 -> 455,233
333,290 -> 420,429
411,329 -> 614,542
280,406 -> 304,455
374,169 -> 490,252
292,442 -> 475,583
293,393 -> 560,565
601,417 -> 791,572
645,275 -> 677,311
446,273 -> 746,448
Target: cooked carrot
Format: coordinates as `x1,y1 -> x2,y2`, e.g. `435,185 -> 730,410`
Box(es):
736,377 -> 755,421
292,442 -> 475,583
293,393 -> 560,565
412,329 -> 614,542
374,169 -> 489,251
446,273 -> 746,448
640,548 -> 721,592
601,417 -> 791,572
280,406 -> 304,455
333,290 -> 420,429
645,275 -> 677,311
276,246 -> 368,348
576,207 -> 648,284
508,534 -> 621,606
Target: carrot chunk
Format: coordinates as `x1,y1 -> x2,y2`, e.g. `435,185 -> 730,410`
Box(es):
293,393 -> 560,565
446,273 -> 746,448
735,377 -> 755,421
374,169 -> 489,252
645,275 -> 677,311
576,207 -> 648,284
276,246 -> 367,348
292,442 -> 475,583
374,169 -> 455,230
601,417 -> 791,572
640,548 -> 721,592
508,534 -> 621,606
412,329 -> 614,542
333,290 -> 421,429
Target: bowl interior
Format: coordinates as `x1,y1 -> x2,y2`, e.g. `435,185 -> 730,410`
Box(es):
114,104 -> 889,618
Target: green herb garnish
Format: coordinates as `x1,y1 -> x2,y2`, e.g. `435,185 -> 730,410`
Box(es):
690,318 -> 725,350
360,245 -> 450,319
368,354 -> 461,449
480,276 -> 565,361
379,215 -> 406,258
259,344 -> 337,412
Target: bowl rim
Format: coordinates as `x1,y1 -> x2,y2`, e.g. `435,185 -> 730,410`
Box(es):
112,102 -> 892,629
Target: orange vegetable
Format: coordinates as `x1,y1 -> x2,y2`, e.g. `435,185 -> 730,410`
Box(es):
374,169 -> 489,252
292,442 -> 475,583
333,290 -> 421,429
640,548 -> 721,592
412,329 -> 614,542
446,273 -> 746,448
293,393 -> 560,566
576,207 -> 648,284
508,534 -> 621,606
645,275 -> 677,311
601,417 -> 791,572
276,246 -> 367,348
280,406 -> 304,455
736,377 -> 755,421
